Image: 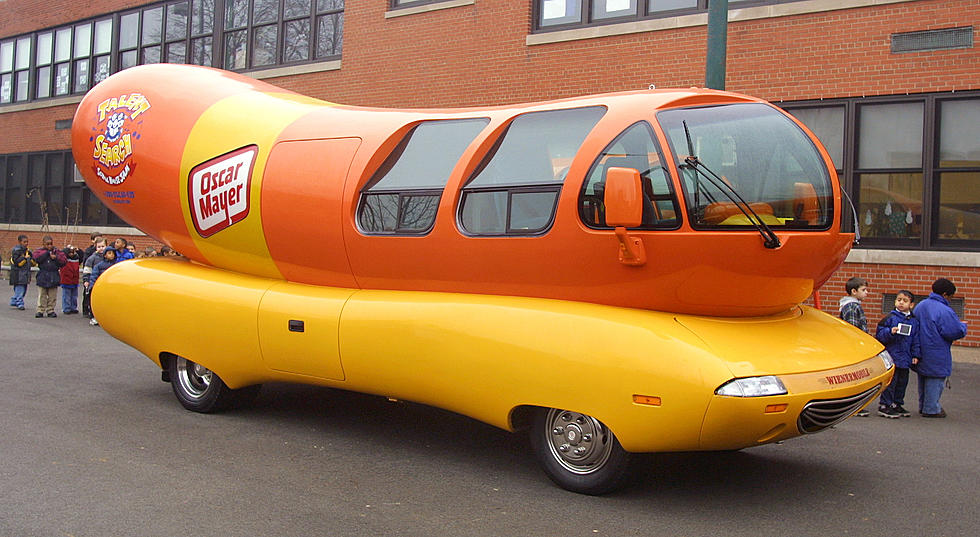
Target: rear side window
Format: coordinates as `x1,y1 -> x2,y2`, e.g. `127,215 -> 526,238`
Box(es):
459,106 -> 606,235
580,122 -> 680,229
358,118 -> 489,234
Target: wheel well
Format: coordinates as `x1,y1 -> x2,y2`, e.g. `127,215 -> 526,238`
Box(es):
159,352 -> 176,372
509,405 -> 540,432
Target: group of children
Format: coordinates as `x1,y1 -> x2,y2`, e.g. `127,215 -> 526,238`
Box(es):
7,232 -> 170,326
839,276 -> 968,419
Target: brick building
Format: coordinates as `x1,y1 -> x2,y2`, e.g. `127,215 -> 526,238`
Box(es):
1,0 -> 977,344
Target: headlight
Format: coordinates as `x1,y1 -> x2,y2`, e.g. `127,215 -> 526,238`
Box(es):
878,350 -> 894,370
715,376 -> 788,397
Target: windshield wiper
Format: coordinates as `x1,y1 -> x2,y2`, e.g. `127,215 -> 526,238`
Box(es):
681,120 -> 781,249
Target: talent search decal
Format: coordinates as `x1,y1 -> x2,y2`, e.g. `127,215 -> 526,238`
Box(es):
89,93 -> 151,186
188,145 -> 258,238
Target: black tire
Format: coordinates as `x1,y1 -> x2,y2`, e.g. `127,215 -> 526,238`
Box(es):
168,355 -> 260,413
529,407 -> 632,495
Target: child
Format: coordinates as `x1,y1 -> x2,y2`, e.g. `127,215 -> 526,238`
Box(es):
59,246 -> 81,314
88,247 -> 117,326
839,276 -> 870,415
839,277 -> 869,332
8,235 -> 34,310
874,290 -> 919,418
32,235 -> 66,318
81,239 -> 106,319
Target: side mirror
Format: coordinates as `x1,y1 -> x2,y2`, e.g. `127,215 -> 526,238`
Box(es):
602,167 -> 646,266
604,167 -> 643,228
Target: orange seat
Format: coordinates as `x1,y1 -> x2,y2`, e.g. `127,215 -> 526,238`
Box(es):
703,202 -> 773,225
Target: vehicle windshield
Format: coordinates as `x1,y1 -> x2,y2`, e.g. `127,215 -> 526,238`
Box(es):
657,103 -> 833,229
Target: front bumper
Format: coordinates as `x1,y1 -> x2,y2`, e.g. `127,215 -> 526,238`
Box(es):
698,355 -> 893,450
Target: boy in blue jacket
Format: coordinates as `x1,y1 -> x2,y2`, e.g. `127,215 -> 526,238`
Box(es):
912,278 -> 967,418
875,290 -> 919,418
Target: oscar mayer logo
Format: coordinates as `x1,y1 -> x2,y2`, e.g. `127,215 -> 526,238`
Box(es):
188,146 -> 258,238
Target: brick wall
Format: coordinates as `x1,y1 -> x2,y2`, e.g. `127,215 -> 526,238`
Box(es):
810,262 -> 978,347
0,229 -> 161,262
264,0 -> 980,108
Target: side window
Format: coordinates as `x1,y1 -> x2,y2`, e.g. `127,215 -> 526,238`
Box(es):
358,118 -> 489,234
580,122 -> 680,229
459,106 -> 605,235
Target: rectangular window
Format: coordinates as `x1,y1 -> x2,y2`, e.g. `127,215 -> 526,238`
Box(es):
192,0 -> 215,35
143,7 -> 164,46
191,37 -> 213,66
36,33 -> 53,65
74,23 -> 92,58
858,172 -> 923,241
858,102 -> 923,169
593,0 -> 636,20
252,25 -> 278,67
120,12 -> 140,50
167,2 -> 190,41
224,31 -> 248,69
36,66 -> 51,99
540,0 -> 583,27
649,0 -> 698,12
284,20 -> 311,62
94,19 -> 113,55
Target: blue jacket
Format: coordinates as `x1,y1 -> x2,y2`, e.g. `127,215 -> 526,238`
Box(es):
913,293 -> 967,377
91,257 -> 117,285
875,310 -> 920,368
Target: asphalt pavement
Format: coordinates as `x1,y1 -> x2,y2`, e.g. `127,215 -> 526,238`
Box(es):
0,292 -> 978,537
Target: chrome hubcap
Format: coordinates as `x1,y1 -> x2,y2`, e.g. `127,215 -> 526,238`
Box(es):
545,409 -> 612,474
175,357 -> 213,400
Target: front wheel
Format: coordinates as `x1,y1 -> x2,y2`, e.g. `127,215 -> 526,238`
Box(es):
529,407 -> 632,495
169,355 -> 259,413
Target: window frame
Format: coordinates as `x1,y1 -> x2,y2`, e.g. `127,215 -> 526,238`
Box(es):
457,105 -> 607,237
357,117 -> 491,236
578,120 -> 683,231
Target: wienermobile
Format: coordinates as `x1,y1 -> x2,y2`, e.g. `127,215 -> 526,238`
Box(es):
73,64 -> 892,494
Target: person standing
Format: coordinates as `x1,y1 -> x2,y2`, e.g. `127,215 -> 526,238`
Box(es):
839,276 -> 871,416
32,236 -> 66,318
59,246 -> 81,314
874,290 -> 919,418
81,238 -> 107,320
8,235 -> 34,310
913,278 -> 968,418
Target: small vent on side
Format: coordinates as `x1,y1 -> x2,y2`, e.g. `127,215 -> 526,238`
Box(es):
891,27 -> 973,53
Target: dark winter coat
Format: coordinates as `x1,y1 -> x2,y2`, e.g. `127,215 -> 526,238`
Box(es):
32,248 -> 67,288
90,257 -> 117,284
875,310 -> 920,369
8,245 -> 34,286
913,293 -> 967,378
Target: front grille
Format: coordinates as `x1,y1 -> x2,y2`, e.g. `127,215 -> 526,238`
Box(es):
797,385 -> 881,434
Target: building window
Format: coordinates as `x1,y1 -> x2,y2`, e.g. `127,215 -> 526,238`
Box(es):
0,150 -> 121,227
459,106 -> 606,236
783,93 -> 980,251
358,118 -> 489,234
856,102 -> 924,244
535,0 -> 782,32
1,0 -> 344,108
936,98 -> 980,243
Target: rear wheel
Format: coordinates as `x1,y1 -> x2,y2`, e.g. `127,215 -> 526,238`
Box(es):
169,355 -> 259,413
529,407 -> 632,495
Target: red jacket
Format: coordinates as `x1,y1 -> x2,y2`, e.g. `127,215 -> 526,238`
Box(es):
60,259 -> 80,286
